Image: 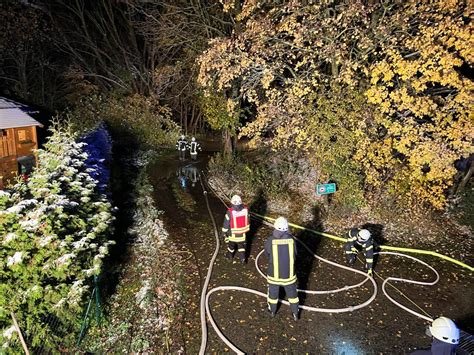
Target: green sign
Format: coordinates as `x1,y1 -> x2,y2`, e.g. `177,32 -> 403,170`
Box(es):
316,183 -> 337,195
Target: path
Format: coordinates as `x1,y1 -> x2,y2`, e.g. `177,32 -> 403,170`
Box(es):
148,149 -> 474,354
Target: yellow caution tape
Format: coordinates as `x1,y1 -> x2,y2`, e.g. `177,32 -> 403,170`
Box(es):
251,212 -> 474,272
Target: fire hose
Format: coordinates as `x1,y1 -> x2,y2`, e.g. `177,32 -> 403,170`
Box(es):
197,173 -> 468,354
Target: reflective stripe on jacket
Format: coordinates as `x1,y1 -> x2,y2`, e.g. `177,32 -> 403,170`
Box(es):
228,206 -> 249,234
189,141 -> 201,154
222,205 -> 249,242
176,139 -> 187,151
345,228 -> 374,269
265,230 -> 297,286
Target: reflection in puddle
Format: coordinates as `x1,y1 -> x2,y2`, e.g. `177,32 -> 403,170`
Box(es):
176,163 -> 199,189
331,336 -> 361,355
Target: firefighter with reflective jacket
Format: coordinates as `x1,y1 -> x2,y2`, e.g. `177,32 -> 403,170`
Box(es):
221,195 -> 250,263
344,228 -> 374,276
188,137 -> 202,160
265,217 -> 299,321
176,135 -> 188,160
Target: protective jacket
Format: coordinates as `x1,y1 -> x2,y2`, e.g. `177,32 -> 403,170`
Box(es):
410,337 -> 458,355
265,230 -> 297,286
221,204 -> 249,243
176,138 -> 188,151
189,141 -> 202,155
345,228 -> 374,271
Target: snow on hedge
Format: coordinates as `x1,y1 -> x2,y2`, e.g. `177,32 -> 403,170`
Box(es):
0,122 -> 115,351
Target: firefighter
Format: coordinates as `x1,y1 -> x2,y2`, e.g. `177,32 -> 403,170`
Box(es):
187,165 -> 198,187
265,217 -> 299,321
176,135 -> 188,160
411,317 -> 460,354
221,195 -> 250,263
189,137 -> 202,161
344,228 -> 374,276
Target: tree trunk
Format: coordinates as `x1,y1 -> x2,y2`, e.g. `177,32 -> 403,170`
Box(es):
455,162 -> 473,195
331,55 -> 338,78
223,129 -> 233,156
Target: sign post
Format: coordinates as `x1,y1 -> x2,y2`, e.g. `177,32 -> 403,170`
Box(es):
316,183 -> 337,196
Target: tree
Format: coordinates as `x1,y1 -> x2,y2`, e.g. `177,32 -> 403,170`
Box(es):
363,1 -> 474,208
200,92 -> 241,154
198,0 -> 474,209
0,2 -> 59,106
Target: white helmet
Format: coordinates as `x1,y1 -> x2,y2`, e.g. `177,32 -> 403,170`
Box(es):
358,229 -> 371,242
192,137 -> 196,142
180,135 -> 185,139
231,195 -> 242,205
274,217 -> 289,231
429,317 -> 460,344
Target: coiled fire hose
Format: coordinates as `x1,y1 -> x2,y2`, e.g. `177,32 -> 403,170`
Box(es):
197,173 -> 468,353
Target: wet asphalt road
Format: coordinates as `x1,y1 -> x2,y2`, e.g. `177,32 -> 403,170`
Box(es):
148,150 -> 474,354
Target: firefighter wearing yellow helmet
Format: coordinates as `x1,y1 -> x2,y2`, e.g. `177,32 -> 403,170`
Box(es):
221,195 -> 250,263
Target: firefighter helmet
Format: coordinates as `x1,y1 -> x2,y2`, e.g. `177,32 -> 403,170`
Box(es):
180,134 -> 185,139
429,317 -> 460,344
192,137 -> 196,142
358,229 -> 371,242
274,217 -> 289,231
231,195 -> 242,205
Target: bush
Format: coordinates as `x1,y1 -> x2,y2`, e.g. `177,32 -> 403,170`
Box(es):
208,152 -> 289,200
70,93 -> 180,148
80,123 -> 113,194
0,122 -> 115,351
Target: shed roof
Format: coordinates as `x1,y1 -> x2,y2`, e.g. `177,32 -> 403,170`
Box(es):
0,97 -> 43,130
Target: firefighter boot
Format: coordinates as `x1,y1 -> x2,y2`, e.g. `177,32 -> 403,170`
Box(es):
293,311 -> 299,321
346,254 -> 356,265
267,305 -> 275,318
225,251 -> 233,260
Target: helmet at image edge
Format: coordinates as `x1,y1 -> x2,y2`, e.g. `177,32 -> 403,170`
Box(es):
429,317 -> 460,344
274,217 -> 289,231
231,195 -> 242,205
358,229 -> 371,242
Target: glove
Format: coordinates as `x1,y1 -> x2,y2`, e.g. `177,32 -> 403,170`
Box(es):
222,233 -> 229,243
367,269 -> 373,276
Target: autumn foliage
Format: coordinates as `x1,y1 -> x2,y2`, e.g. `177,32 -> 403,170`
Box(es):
198,0 -> 474,209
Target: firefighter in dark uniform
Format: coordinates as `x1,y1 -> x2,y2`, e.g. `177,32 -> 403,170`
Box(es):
176,135 -> 188,160
265,217 -> 299,321
221,195 -> 250,263
411,317 -> 460,354
188,137 -> 202,160
344,228 -> 374,276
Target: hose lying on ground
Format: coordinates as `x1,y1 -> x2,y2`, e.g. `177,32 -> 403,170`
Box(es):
198,174 -> 454,353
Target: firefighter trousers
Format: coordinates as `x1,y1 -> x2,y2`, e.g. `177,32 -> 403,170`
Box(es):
226,241 -> 246,261
267,282 -> 299,315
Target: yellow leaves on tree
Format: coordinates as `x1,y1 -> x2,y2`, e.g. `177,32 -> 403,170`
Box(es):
198,0 -> 473,209
364,2 -> 474,208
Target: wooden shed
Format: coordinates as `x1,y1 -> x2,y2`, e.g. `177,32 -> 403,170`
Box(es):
0,97 -> 42,189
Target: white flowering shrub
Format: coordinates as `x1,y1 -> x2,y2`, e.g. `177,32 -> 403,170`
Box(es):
0,122 -> 115,351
